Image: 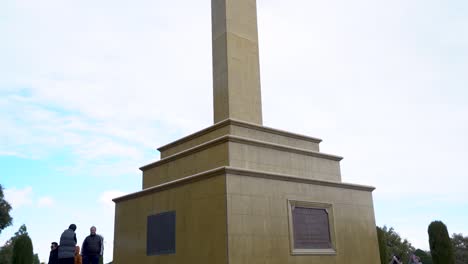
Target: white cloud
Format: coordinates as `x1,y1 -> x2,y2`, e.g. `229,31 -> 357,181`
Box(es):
4,188 -> 56,209
4,187 -> 33,208
0,151 -> 28,158
99,190 -> 128,208
37,196 -> 55,208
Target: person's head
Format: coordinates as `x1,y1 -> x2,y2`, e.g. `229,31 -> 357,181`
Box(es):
51,242 -> 58,251
69,224 -> 77,231
90,226 -> 96,235
75,246 -> 80,254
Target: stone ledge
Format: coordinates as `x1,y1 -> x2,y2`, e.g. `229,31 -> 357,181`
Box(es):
114,167 -> 374,203
157,118 -> 322,152
141,135 -> 341,171
226,167 -> 373,192
228,135 -> 342,161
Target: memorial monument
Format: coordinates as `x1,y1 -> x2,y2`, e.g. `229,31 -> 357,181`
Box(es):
113,0 -> 381,263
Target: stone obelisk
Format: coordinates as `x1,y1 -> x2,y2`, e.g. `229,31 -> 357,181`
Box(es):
211,0 -> 263,125
112,1 -> 381,263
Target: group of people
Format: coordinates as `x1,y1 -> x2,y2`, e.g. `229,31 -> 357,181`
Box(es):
390,253 -> 423,264
48,224 -> 104,264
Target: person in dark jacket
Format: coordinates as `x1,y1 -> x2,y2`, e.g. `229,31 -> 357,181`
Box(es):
48,242 -> 59,264
81,226 -> 103,264
58,224 -> 77,264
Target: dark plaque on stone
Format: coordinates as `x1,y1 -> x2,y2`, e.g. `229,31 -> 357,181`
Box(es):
147,211 -> 176,255
292,207 -> 331,249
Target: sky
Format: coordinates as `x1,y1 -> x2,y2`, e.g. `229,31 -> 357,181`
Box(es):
1,0 -> 467,262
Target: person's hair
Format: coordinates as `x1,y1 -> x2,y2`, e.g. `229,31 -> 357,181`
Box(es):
69,224 -> 77,231
51,242 -> 58,247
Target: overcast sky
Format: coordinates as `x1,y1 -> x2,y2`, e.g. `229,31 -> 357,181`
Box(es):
1,0 -> 467,262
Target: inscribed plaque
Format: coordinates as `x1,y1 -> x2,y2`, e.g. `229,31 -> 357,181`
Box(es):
292,207 -> 332,249
147,211 -> 176,255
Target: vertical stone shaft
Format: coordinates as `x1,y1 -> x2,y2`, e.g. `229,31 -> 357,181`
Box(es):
211,0 -> 263,125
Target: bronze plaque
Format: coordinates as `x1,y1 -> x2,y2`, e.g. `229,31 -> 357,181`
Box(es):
292,207 -> 331,249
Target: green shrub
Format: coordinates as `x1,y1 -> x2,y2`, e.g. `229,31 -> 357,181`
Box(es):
377,226 -> 388,264
11,234 -> 33,264
415,248 -> 433,264
381,225 -> 415,263
428,221 -> 455,264
33,253 -> 40,264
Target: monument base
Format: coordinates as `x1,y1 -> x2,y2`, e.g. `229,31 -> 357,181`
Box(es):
113,120 -> 380,264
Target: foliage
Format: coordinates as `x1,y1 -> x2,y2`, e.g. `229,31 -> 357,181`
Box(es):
428,221 -> 455,264
451,233 -> 468,264
415,248 -> 433,264
14,225 -> 27,237
11,234 -> 33,264
100,255 -> 104,264
380,225 -> 415,264
377,226 -> 388,264
0,225 -> 29,264
33,253 -> 40,264
0,184 -> 13,234
0,245 -> 13,264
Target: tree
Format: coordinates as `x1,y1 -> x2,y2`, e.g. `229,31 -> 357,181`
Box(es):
414,248 -> 433,264
451,233 -> 468,264
377,226 -> 388,264
11,233 -> 33,264
0,224 -> 29,264
0,243 -> 13,264
0,184 -> 13,234
33,253 -> 40,264
381,226 -> 415,264
14,224 -> 27,237
428,221 -> 455,264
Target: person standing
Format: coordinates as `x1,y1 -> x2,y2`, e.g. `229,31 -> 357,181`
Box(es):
389,255 -> 403,264
48,242 -> 59,264
81,226 -> 103,264
74,246 -> 82,264
408,253 -> 423,264
58,224 -> 77,264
